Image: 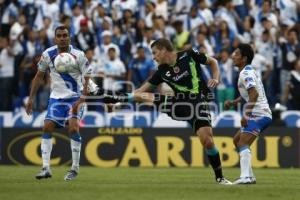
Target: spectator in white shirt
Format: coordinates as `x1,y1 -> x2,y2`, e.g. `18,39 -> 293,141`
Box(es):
276,0 -> 299,27
0,37 -> 15,110
94,30 -> 120,61
197,0 -> 214,26
155,0 -> 168,21
71,3 -> 85,35
102,46 -> 126,92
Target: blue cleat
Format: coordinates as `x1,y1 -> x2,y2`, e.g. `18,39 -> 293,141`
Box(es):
64,170 -> 78,181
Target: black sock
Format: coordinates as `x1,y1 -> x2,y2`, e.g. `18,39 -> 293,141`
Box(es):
103,93 -> 129,103
95,88 -> 129,103
207,153 -> 223,180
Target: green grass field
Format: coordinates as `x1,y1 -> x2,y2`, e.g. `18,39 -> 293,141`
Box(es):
0,166 -> 299,200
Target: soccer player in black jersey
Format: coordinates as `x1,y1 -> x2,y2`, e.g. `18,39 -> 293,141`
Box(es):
97,38 -> 232,185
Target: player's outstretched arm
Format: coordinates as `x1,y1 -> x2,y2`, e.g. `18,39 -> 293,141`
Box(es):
205,57 -> 220,88
25,70 -> 45,115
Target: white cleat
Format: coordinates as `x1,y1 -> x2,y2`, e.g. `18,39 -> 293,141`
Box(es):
216,177 -> 232,185
233,177 -> 253,185
35,167 -> 52,180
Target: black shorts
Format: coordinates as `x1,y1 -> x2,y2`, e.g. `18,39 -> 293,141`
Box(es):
153,94 -> 211,132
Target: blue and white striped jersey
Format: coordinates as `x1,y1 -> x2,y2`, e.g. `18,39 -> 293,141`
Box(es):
238,65 -> 272,118
38,45 -> 92,99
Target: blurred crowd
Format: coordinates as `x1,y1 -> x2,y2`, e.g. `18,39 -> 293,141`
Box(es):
0,0 -> 299,112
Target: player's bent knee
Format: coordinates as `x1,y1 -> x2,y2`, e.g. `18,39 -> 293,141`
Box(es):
199,135 -> 214,148
43,122 -> 56,133
68,124 -> 79,134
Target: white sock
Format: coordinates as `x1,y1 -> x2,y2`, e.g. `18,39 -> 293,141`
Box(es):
71,139 -> 81,172
239,148 -> 251,178
41,138 -> 52,168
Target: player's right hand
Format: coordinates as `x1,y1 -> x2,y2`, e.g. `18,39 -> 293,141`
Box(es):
207,79 -> 219,88
241,116 -> 248,127
25,99 -> 33,115
224,100 -> 232,110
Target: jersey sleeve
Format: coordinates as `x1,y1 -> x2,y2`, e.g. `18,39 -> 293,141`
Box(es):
189,48 -> 208,64
37,51 -> 50,72
78,52 -> 92,76
240,71 -> 256,90
148,70 -> 163,86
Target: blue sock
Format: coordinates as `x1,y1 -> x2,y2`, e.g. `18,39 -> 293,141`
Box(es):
70,132 -> 81,142
42,132 -> 52,139
206,146 -> 219,156
238,145 -> 250,153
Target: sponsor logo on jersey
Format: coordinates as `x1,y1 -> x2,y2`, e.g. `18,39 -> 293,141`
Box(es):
172,71 -> 189,81
245,77 -> 254,83
174,66 -> 180,73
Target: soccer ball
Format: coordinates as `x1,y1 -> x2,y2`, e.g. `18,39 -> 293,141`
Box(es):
54,52 -> 76,73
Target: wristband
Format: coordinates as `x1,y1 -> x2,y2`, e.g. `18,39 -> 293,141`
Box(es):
126,93 -> 134,102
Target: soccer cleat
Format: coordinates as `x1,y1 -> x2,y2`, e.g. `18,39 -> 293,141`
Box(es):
233,177 -> 253,184
35,167 -> 52,179
64,170 -> 78,181
216,177 -> 232,185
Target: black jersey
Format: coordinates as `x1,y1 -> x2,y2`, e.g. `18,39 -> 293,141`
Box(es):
148,48 -> 210,97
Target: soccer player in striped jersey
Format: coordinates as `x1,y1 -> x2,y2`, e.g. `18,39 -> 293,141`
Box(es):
25,26 -> 92,181
225,43 -> 272,184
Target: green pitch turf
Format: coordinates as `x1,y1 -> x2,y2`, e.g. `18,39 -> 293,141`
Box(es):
0,166 -> 299,200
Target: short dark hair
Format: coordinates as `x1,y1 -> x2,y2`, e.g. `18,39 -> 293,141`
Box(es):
55,25 -> 69,36
151,38 -> 173,51
172,20 -> 183,27
263,0 -> 271,5
137,45 -> 145,50
237,43 -> 254,64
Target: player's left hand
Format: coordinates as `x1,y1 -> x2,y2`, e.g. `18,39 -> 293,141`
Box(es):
207,79 -> 219,88
241,116 -> 248,127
